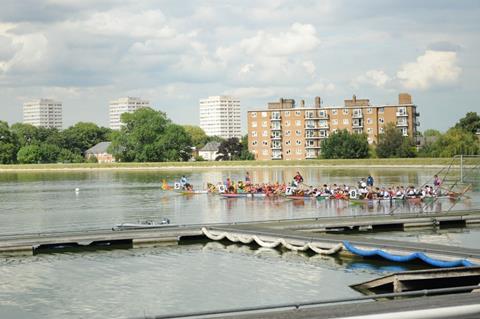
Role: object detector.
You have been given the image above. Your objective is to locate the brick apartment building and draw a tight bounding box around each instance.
[247,93,419,160]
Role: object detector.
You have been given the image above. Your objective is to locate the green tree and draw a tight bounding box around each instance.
[17,145,42,164]
[155,124,193,161]
[0,121,19,164]
[376,124,416,158]
[109,107,196,162]
[423,129,442,138]
[216,137,243,160]
[239,134,254,160]
[454,112,480,134]
[206,135,225,144]
[62,122,111,154]
[427,128,479,157]
[10,123,39,147]
[320,129,369,159]
[183,125,208,148]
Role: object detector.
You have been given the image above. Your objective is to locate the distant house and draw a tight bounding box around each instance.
[85,142,115,163]
[198,141,221,161]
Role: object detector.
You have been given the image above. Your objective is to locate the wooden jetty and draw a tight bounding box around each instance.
[1,209,480,262]
[351,266,480,294]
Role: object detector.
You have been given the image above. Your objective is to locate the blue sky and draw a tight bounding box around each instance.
[0,0,479,132]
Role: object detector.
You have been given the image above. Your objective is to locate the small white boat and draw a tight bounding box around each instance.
[112,218,173,231]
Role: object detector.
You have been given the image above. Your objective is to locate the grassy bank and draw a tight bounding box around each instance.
[0,158,460,171]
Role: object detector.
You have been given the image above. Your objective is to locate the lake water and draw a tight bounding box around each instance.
[0,167,478,235]
[0,167,478,319]
[0,242,399,319]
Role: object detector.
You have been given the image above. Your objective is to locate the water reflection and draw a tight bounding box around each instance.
[0,243,379,319]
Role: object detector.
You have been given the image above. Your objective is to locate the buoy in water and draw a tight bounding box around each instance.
[75,188,80,192]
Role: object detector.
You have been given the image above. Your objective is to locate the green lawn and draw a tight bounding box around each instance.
[0,158,461,170]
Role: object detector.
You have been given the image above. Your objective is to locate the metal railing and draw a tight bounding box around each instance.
[138,285,480,319]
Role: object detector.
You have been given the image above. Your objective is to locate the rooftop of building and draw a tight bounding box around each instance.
[248,93,415,112]
[199,141,221,152]
[24,98,62,105]
[85,142,112,155]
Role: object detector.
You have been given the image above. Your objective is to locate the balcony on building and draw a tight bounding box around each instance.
[415,111,420,117]
[271,123,281,130]
[271,138,282,149]
[271,133,282,140]
[305,151,319,159]
[352,119,363,128]
[396,111,408,117]
[272,150,282,160]
[352,109,363,119]
[396,120,408,127]
[271,112,281,121]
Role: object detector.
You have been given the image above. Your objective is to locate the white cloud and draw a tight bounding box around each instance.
[239,63,254,75]
[353,69,391,88]
[224,87,276,99]
[240,23,320,57]
[302,61,316,75]
[306,81,335,93]
[81,9,172,38]
[0,32,48,73]
[216,24,322,85]
[397,50,461,90]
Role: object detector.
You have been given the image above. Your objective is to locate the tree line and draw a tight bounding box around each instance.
[0,107,253,164]
[319,112,480,159]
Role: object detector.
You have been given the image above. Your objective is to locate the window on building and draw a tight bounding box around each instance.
[251,131,257,137]
[285,130,291,136]
[367,108,373,114]
[252,121,257,128]
[262,121,267,128]
[262,140,268,145]
[285,120,291,127]
[284,111,290,117]
[379,127,384,134]
[319,130,327,137]
[285,140,291,146]
[261,112,267,117]
[296,140,302,145]
[295,130,302,136]
[343,119,349,125]
[367,118,372,125]
[262,130,268,137]
[295,120,301,126]
[378,107,384,113]
[379,118,384,124]
[251,112,257,118]
[332,119,338,125]
[332,109,338,115]
[296,149,302,155]
[367,128,372,134]
[286,150,291,155]
[295,111,301,116]
[343,108,349,115]
[262,149,268,155]
[252,141,258,146]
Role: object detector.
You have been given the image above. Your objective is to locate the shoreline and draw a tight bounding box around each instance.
[0,158,471,172]
[0,164,461,172]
